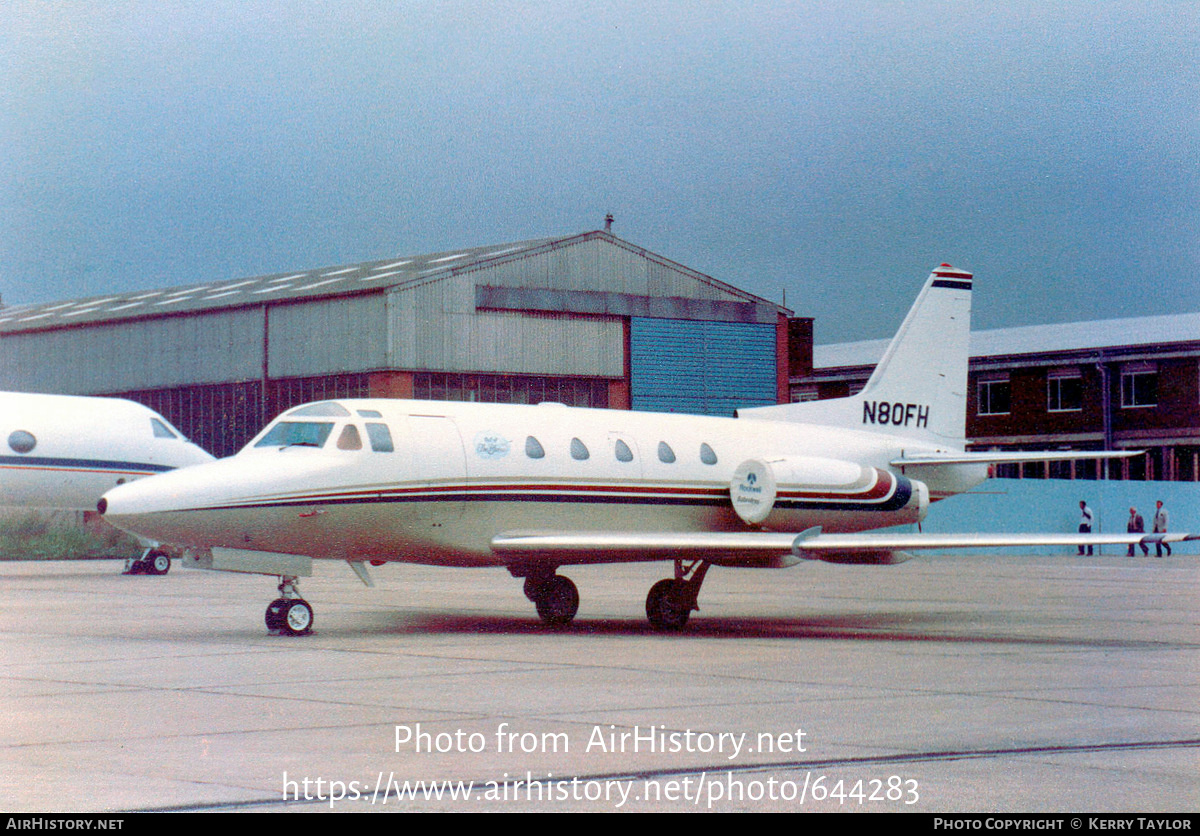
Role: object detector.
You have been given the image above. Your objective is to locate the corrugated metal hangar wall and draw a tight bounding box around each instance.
[0,232,794,456]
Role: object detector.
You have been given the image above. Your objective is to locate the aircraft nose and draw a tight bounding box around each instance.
[99,465,212,544]
[100,475,156,516]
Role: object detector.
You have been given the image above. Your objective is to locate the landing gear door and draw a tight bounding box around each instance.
[405,414,466,522]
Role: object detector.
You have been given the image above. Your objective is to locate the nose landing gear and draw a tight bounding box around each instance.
[265,575,313,636]
[122,547,171,575]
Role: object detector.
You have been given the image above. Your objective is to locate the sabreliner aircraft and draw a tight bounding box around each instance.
[98,265,1189,633]
[1,392,214,573]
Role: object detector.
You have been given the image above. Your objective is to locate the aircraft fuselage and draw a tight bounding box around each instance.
[1,391,213,510]
[100,398,973,566]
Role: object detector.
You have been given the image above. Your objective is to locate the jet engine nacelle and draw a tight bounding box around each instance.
[729,455,928,528]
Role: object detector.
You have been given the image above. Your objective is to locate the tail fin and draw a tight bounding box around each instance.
[738,264,973,447]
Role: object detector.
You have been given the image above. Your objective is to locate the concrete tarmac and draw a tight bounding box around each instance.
[1,554,1197,812]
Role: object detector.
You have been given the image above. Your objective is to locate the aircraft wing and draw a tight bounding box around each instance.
[892,450,1141,467]
[491,528,1196,567]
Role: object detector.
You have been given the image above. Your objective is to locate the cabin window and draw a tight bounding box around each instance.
[289,401,351,417]
[699,443,718,465]
[614,439,634,462]
[365,423,394,452]
[151,418,177,439]
[254,421,334,448]
[8,430,36,454]
[570,438,590,460]
[657,442,676,464]
[336,425,363,450]
[525,436,545,459]
[357,409,383,418]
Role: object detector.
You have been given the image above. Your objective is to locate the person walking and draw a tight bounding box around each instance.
[1078,500,1094,556]
[1127,507,1148,556]
[1153,500,1172,557]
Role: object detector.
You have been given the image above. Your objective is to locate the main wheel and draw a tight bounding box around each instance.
[523,575,545,602]
[646,579,691,630]
[281,600,314,636]
[534,575,579,626]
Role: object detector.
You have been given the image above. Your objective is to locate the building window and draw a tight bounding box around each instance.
[977,376,1011,416]
[1047,370,1082,412]
[1048,458,1073,479]
[790,385,819,403]
[1121,363,1157,408]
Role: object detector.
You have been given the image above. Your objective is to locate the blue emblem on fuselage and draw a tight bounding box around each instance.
[473,432,511,460]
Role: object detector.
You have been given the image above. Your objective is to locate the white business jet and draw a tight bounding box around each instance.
[99,266,1180,633]
[1,392,214,573]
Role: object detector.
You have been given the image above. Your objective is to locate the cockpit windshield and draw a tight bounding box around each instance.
[254,421,335,448]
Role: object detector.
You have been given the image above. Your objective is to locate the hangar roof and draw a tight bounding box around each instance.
[0,236,556,334]
[0,231,783,335]
[814,312,1200,370]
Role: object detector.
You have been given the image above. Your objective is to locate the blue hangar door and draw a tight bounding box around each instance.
[629,317,778,416]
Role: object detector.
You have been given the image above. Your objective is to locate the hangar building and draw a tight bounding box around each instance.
[792,313,1200,482]
[0,230,798,457]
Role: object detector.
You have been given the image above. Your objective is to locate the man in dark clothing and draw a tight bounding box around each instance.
[1127,507,1148,556]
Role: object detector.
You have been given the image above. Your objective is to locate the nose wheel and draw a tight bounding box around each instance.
[123,548,171,575]
[265,576,313,635]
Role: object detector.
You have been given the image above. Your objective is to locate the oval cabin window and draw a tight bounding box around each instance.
[570,438,590,460]
[614,439,634,462]
[8,430,36,454]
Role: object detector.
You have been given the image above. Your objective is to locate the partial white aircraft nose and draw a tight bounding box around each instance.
[98,450,348,548]
[98,470,178,541]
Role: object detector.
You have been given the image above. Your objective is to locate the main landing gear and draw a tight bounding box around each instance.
[645,559,711,631]
[521,571,580,626]
[265,575,313,636]
[513,559,712,630]
[123,547,171,575]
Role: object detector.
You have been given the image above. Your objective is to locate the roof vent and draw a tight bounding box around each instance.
[604,213,614,232]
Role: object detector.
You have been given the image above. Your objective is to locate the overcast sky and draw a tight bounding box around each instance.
[2,1,1196,342]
